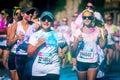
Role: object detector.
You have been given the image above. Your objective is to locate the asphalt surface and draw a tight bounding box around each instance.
[1,61,120,80]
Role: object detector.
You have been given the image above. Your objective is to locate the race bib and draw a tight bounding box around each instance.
[17,41,28,52]
[79,50,94,59]
[37,52,52,64]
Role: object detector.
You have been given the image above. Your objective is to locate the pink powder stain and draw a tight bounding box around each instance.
[38,52,43,56]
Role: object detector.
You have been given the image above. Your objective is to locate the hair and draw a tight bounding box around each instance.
[13,7,21,16]
[1,9,13,26]
[82,9,94,16]
[33,7,40,19]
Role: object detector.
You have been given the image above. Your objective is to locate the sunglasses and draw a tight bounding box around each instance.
[0,12,5,15]
[41,16,52,22]
[73,16,78,18]
[107,19,112,22]
[86,6,93,9]
[62,19,67,22]
[14,13,20,16]
[26,9,35,15]
[82,16,93,20]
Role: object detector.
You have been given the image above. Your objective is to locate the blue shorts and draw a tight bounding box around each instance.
[76,61,98,72]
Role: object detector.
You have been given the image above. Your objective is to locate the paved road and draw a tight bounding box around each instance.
[1,62,120,80]
[60,64,78,80]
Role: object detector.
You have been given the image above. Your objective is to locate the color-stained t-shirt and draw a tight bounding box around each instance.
[28,30,67,76]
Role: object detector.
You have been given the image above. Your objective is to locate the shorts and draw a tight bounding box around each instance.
[0,46,9,50]
[106,44,115,49]
[8,53,16,70]
[76,61,98,72]
[31,74,60,80]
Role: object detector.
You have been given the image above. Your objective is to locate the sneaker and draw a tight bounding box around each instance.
[0,75,5,80]
[71,66,77,71]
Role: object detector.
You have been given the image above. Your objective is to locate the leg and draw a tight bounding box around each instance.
[77,72,87,80]
[88,68,98,80]
[107,48,114,65]
[2,49,9,69]
[9,70,18,80]
[71,58,77,71]
[8,53,18,80]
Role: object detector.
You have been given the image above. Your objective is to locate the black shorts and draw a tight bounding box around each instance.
[31,74,60,80]
[0,46,9,50]
[76,61,98,72]
[8,53,16,70]
[106,44,115,49]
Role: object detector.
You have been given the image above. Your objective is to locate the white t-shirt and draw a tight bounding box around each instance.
[28,30,67,76]
[74,28,101,63]
[104,24,117,45]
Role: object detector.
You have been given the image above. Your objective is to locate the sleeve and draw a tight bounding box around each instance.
[28,33,38,46]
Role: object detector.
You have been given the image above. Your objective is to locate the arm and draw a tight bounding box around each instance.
[7,22,24,46]
[99,28,108,49]
[27,37,45,57]
[34,23,41,31]
[72,36,79,54]
[7,22,17,46]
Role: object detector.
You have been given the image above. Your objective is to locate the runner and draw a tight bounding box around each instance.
[28,11,68,80]
[72,9,107,80]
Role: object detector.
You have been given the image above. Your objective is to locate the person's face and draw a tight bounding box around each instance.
[22,11,33,21]
[72,13,78,21]
[86,2,94,10]
[62,18,68,25]
[106,17,113,25]
[14,9,22,21]
[0,10,8,18]
[41,16,53,31]
[82,11,93,26]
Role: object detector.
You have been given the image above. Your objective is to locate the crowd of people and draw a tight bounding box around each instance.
[0,1,120,80]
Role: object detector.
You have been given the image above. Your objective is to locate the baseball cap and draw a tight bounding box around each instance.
[21,6,35,14]
[40,11,54,21]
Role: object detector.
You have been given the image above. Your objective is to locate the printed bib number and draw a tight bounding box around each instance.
[38,56,52,64]
[79,51,94,59]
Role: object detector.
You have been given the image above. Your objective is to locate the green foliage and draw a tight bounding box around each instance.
[78,0,88,13]
[52,0,66,16]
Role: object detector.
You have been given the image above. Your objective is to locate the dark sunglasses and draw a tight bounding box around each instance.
[73,16,78,18]
[41,16,52,22]
[82,16,93,20]
[14,13,20,16]
[26,9,35,15]
[0,13,5,15]
[62,19,67,22]
[86,6,93,9]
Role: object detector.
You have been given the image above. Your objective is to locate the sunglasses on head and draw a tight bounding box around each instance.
[41,16,52,22]
[82,16,93,20]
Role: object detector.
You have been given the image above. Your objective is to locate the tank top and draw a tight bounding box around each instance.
[16,21,35,55]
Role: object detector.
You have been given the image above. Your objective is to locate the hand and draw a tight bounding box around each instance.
[17,33,24,40]
[78,35,83,41]
[36,37,45,48]
[58,48,65,59]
